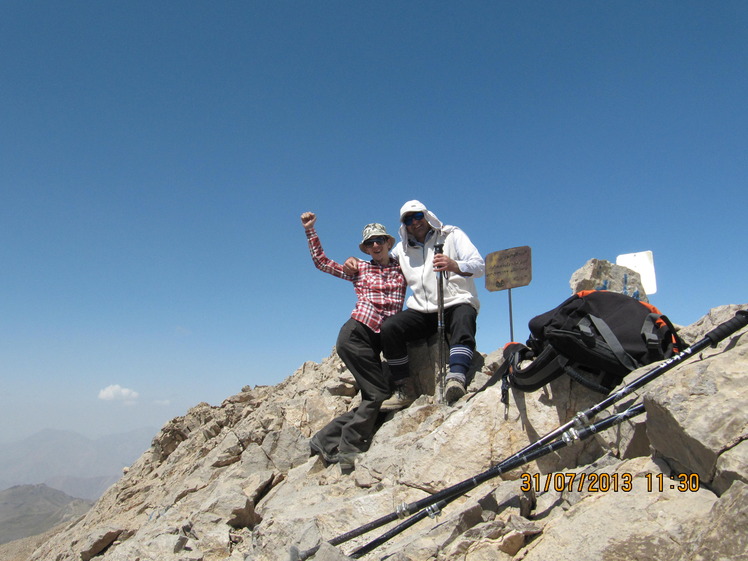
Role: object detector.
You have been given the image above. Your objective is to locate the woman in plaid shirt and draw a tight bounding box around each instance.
[301,211,406,472]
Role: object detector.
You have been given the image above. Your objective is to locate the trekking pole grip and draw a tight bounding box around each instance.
[705,310,748,346]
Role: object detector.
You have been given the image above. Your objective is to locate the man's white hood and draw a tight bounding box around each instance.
[398,199,451,244]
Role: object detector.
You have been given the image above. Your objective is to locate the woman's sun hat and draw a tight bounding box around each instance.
[359,223,394,253]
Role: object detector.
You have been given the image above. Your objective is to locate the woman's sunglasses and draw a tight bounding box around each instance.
[363,236,389,247]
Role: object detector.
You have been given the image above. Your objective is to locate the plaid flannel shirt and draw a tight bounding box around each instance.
[306,228,406,333]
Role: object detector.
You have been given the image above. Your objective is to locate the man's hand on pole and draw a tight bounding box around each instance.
[433,253,463,275]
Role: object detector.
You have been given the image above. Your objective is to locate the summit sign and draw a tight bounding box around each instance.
[485,246,532,292]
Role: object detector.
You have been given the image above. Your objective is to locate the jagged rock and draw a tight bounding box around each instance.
[77,526,123,561]
[713,440,748,497]
[683,480,748,560]
[643,305,748,495]
[26,303,748,561]
[312,542,353,560]
[569,258,648,301]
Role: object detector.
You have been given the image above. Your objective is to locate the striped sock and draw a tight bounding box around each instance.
[448,345,473,382]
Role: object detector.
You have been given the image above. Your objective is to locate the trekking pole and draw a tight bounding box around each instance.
[349,402,646,558]
[434,242,447,404]
[290,310,747,561]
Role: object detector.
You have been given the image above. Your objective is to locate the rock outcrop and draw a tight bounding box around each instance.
[27,303,747,561]
[570,258,648,301]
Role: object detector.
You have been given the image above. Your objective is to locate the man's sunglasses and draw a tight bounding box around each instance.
[402,212,425,226]
[363,236,389,247]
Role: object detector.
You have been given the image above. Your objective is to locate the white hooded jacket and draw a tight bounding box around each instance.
[393,200,485,314]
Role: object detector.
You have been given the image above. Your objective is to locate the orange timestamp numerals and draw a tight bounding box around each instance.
[519,472,701,493]
[644,472,701,492]
[520,472,633,493]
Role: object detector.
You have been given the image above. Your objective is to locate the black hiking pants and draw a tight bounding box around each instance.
[313,318,389,455]
[380,303,478,380]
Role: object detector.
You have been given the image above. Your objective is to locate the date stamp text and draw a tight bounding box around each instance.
[520,472,700,493]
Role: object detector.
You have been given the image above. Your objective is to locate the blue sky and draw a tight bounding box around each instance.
[1,1,746,442]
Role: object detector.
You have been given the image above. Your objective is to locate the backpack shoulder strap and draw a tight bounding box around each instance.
[508,344,566,392]
[641,312,687,361]
[562,361,617,394]
[580,315,639,371]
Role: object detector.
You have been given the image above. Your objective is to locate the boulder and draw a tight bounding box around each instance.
[569,258,648,301]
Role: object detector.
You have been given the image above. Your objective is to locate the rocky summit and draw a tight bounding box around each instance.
[25,303,747,561]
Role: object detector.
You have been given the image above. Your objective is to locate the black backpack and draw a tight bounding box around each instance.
[500,290,686,400]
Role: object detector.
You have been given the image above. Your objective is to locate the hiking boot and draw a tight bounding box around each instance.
[444,377,466,405]
[309,435,339,464]
[381,379,417,411]
[338,450,359,473]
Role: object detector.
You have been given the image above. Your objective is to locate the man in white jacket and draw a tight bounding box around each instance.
[377,200,485,404]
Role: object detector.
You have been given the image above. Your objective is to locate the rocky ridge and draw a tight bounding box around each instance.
[26,302,748,561]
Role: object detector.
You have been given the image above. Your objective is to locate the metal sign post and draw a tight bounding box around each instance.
[485,246,532,342]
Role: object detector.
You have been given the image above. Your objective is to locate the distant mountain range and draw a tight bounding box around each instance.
[0,484,92,545]
[0,427,156,500]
